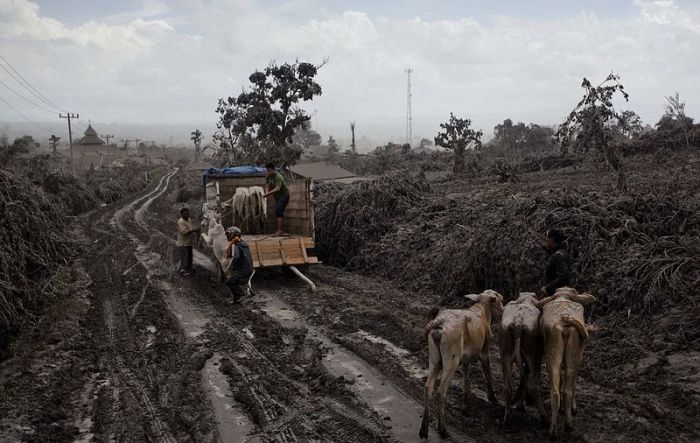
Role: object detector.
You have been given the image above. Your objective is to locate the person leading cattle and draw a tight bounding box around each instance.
[263,162,290,236]
[539,228,573,297]
[224,226,254,303]
[176,206,200,276]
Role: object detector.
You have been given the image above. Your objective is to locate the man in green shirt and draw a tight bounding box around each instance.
[263,162,290,236]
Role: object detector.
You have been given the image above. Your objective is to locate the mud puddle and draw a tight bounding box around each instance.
[256,291,462,442]
[152,278,257,441]
[350,330,492,403]
[203,353,257,442]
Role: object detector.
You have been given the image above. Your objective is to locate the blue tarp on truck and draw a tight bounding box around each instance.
[201,166,266,187]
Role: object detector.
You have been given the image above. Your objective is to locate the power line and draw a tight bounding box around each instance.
[0,62,62,113]
[0,78,57,114]
[0,92,53,133]
[0,53,67,113]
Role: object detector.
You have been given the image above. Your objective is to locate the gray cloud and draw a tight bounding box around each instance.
[1,0,699,148]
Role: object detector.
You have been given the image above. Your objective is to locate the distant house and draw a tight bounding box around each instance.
[76,124,105,146]
[75,152,124,170]
[288,161,361,184]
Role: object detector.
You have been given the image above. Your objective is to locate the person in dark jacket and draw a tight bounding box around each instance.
[224,226,254,303]
[539,228,573,297]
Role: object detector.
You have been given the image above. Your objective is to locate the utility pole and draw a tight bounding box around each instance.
[405,68,413,146]
[142,140,155,168]
[134,137,142,162]
[313,109,318,130]
[120,138,133,150]
[101,133,114,148]
[59,113,79,176]
[350,121,356,154]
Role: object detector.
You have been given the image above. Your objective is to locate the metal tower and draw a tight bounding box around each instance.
[405,68,413,145]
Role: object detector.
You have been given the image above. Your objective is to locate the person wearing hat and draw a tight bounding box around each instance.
[176,206,200,276]
[539,228,573,297]
[224,226,254,303]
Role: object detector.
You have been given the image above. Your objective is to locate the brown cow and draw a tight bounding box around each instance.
[538,287,596,438]
[419,290,504,439]
[499,292,547,424]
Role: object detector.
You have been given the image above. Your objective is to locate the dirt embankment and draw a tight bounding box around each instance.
[305,150,700,441]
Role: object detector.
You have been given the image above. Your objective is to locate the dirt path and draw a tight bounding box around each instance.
[0,168,431,442]
[4,167,693,442]
[119,169,452,441]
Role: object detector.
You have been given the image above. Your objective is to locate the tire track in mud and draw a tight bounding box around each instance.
[154,279,308,442]
[125,170,397,441]
[255,293,468,443]
[99,251,176,441]
[131,170,466,441]
[89,170,182,442]
[116,169,309,441]
[108,169,264,442]
[127,168,483,442]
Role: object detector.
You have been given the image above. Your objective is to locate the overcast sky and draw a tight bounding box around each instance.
[1,0,699,147]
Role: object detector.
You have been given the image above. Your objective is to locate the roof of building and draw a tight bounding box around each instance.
[289,161,357,181]
[77,124,105,145]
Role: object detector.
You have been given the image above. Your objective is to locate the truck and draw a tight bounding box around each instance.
[200,167,320,290]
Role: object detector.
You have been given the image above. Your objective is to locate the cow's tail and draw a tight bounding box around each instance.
[512,323,523,370]
[430,328,442,348]
[560,315,589,341]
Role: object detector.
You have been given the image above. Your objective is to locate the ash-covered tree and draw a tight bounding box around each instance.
[0,136,33,167]
[326,135,339,161]
[213,60,325,167]
[190,129,202,161]
[614,110,644,140]
[418,138,433,150]
[662,92,691,149]
[350,121,357,154]
[49,135,61,154]
[493,119,528,157]
[525,124,556,153]
[434,113,483,174]
[555,72,630,191]
[292,121,322,153]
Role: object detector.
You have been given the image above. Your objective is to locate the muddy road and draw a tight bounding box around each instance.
[1,167,695,442]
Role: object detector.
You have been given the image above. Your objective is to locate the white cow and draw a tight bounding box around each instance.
[247,186,267,234]
[229,187,250,232]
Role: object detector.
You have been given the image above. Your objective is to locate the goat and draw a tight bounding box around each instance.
[200,210,231,272]
[419,290,504,439]
[538,287,596,438]
[499,292,547,424]
[247,186,267,234]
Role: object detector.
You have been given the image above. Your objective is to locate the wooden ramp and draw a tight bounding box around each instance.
[246,235,320,269]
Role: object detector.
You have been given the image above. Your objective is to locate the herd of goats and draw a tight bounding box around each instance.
[419,287,596,440]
